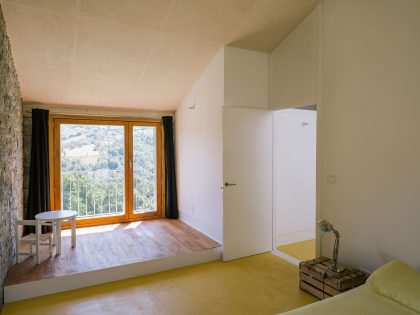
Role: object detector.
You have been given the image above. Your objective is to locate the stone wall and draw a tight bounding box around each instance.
[0,3,23,306]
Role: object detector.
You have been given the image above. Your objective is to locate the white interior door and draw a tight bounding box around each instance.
[223,107,273,261]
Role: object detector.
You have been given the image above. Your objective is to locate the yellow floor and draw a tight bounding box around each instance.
[277,240,316,262]
[3,253,317,315]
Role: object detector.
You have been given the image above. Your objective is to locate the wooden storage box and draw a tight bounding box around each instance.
[299,257,369,300]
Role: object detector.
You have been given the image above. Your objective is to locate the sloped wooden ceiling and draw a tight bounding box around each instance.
[1,0,320,110]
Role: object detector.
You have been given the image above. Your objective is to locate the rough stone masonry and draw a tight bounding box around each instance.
[0,3,23,306]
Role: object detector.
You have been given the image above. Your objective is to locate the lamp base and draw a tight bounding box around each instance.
[329,263,345,273]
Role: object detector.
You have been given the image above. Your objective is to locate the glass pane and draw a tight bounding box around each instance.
[133,126,157,213]
[60,124,125,218]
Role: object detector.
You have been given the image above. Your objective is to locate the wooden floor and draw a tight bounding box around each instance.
[6,219,220,286]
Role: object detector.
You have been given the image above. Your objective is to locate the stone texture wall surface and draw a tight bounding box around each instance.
[0,3,23,306]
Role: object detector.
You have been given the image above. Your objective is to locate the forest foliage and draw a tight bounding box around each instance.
[61,124,156,217]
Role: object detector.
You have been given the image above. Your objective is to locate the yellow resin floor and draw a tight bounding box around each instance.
[3,253,317,315]
[277,240,316,262]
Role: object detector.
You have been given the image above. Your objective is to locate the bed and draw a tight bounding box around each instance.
[281,260,420,314]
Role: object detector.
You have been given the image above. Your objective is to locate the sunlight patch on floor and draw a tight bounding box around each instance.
[61,223,120,236]
[123,221,143,229]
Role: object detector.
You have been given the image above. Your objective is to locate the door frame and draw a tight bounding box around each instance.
[127,121,164,220]
[222,107,273,261]
[49,114,165,227]
[271,106,318,262]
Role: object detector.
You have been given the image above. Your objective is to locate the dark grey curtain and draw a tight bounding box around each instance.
[162,116,178,219]
[25,109,50,234]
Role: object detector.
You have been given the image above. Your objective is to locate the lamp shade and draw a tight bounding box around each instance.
[318,220,334,233]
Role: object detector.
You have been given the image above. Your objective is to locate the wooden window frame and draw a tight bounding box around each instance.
[49,114,165,227]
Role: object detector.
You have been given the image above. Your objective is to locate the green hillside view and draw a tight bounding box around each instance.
[60,124,156,217]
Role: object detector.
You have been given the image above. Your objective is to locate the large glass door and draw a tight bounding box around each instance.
[128,122,163,219]
[51,117,163,226]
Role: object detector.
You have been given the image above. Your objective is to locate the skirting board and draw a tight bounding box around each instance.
[5,247,222,303]
[271,250,300,266]
[179,210,222,244]
[275,229,315,246]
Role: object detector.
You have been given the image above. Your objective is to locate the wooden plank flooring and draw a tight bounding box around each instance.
[6,219,220,286]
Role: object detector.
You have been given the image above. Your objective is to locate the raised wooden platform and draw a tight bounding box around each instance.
[5,219,221,302]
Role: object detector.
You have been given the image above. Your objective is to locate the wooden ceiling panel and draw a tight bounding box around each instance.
[1,0,321,110]
[228,0,320,52]
[162,0,257,43]
[78,0,173,31]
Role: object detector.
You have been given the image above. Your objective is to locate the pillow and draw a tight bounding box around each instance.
[367,260,420,313]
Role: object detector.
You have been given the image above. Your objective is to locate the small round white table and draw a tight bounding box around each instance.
[35,210,77,255]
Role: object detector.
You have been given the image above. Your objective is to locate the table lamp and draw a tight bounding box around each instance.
[318,220,345,273]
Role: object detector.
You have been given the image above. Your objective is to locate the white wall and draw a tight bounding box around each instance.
[269,0,420,272]
[175,49,224,243]
[319,0,420,271]
[175,46,270,244]
[224,46,269,109]
[273,109,316,246]
[177,0,420,272]
[269,6,320,110]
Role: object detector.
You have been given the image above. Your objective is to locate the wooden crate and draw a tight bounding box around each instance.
[299,257,369,300]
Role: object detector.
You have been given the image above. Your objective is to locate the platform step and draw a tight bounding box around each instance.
[5,247,222,303]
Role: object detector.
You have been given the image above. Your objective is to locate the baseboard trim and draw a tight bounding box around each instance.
[271,249,300,266]
[275,229,315,246]
[4,247,222,303]
[179,210,222,243]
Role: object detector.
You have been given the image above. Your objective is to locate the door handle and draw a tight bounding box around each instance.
[224,182,237,187]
